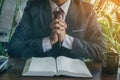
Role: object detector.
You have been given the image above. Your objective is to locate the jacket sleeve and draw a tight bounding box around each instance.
[71,9,106,61]
[8,3,46,58]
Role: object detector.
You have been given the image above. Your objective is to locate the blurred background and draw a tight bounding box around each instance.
[0,0,120,56]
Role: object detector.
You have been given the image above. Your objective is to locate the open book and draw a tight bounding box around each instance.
[22,56,92,77]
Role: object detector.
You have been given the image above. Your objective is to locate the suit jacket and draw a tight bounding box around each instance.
[8,0,106,60]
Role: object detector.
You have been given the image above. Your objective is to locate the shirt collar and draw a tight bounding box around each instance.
[49,0,71,16]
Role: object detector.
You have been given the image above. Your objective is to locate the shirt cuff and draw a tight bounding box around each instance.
[42,37,52,52]
[62,34,74,50]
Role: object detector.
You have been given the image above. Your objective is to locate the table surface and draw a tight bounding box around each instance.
[0,58,120,80]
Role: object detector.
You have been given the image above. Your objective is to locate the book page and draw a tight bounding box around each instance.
[57,56,92,77]
[22,57,57,76]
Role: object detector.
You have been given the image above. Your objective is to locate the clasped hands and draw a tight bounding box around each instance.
[50,19,67,45]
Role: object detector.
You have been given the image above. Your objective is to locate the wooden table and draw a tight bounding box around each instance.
[0,58,120,80]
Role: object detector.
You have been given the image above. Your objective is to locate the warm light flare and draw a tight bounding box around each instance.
[87,0,120,53]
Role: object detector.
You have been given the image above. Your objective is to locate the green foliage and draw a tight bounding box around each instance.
[0,0,4,15]
[98,17,120,53]
[95,0,120,53]
[0,43,5,56]
[0,0,5,56]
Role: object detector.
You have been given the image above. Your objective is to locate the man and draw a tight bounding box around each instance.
[8,0,106,60]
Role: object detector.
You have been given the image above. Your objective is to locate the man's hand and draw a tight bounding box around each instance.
[54,19,67,42]
[50,19,67,44]
[50,19,59,45]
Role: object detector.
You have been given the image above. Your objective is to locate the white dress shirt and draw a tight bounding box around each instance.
[42,0,74,52]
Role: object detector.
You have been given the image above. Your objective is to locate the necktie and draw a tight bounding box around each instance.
[53,7,64,20]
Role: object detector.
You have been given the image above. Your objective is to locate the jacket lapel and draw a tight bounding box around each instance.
[42,1,53,29]
[65,0,86,39]
[37,1,52,37]
[66,0,80,36]
[66,0,76,29]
